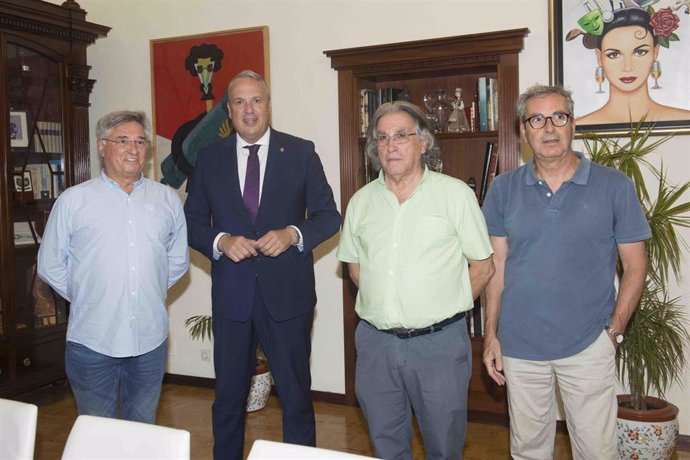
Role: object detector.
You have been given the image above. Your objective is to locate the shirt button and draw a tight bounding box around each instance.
[538,181,543,185]
[546,192,552,197]
[131,291,135,296]
[389,270,394,275]
[131,267,135,271]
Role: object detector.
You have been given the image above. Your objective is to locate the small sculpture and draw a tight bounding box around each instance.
[448,87,470,133]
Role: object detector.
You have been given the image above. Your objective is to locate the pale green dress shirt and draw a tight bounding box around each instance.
[337,167,492,330]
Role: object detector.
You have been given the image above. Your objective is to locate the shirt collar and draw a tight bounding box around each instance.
[376,164,431,185]
[525,151,590,186]
[237,128,271,151]
[100,169,144,190]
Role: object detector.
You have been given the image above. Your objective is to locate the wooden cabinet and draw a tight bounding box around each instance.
[0,0,108,397]
[325,29,528,419]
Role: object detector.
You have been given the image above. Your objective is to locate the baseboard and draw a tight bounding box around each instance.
[163,373,347,405]
[164,373,215,388]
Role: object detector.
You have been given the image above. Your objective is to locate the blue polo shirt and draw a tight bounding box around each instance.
[481,152,651,360]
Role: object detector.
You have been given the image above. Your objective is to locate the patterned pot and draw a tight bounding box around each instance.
[617,395,679,460]
[246,363,272,412]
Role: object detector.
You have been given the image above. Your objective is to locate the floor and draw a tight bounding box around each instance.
[19,382,690,459]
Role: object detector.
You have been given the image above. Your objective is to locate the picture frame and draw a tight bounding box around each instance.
[12,170,34,203]
[9,111,29,147]
[549,0,690,135]
[150,26,269,186]
[13,171,33,192]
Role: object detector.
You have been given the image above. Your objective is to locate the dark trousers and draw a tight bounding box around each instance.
[212,289,316,460]
[355,319,471,460]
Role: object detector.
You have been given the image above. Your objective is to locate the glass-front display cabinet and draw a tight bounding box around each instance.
[0,0,108,396]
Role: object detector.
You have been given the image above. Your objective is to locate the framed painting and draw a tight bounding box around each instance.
[150,26,269,187]
[549,0,690,134]
[10,111,29,147]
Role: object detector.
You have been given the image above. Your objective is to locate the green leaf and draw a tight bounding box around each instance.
[184,315,213,342]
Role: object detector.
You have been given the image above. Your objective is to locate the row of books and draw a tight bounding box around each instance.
[13,160,65,201]
[360,87,405,137]
[32,121,63,153]
[476,77,499,132]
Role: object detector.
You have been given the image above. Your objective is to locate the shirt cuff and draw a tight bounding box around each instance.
[213,232,229,260]
[288,225,304,252]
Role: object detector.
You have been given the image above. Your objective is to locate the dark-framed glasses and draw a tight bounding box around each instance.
[376,132,417,146]
[101,138,150,148]
[524,113,571,129]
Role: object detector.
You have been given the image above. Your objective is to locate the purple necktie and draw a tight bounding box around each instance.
[243,144,260,223]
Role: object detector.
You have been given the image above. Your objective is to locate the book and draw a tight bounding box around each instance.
[479,141,498,201]
[487,79,494,131]
[49,159,65,197]
[477,78,488,132]
[490,77,499,131]
[484,144,499,200]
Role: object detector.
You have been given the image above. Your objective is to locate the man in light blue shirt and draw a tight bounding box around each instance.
[37,111,189,423]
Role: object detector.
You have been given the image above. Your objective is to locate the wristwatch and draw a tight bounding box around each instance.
[605,325,624,344]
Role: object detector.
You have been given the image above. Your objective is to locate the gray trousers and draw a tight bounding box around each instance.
[355,319,471,460]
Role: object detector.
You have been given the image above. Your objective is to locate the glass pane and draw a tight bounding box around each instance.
[7,41,66,333]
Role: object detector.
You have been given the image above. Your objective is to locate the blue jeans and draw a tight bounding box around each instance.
[65,340,167,423]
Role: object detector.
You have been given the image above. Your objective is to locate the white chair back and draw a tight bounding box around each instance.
[0,398,38,460]
[61,414,190,460]
[247,439,378,459]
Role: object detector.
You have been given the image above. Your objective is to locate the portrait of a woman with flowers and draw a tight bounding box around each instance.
[557,0,690,128]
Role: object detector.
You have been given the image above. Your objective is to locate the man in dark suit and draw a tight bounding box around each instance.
[184,70,340,460]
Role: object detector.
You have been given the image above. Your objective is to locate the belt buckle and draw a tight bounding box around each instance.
[390,327,411,338]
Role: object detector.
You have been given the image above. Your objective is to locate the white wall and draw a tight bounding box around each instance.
[52,0,690,434]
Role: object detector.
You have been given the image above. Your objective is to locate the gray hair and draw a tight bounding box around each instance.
[517,85,575,122]
[96,111,150,141]
[227,70,271,101]
[365,100,441,172]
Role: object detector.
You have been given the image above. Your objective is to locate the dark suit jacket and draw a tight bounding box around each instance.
[184,129,340,322]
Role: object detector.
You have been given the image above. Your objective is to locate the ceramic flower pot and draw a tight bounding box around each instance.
[617,395,679,460]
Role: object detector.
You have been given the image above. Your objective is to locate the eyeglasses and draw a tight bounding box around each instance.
[524,113,572,129]
[376,132,417,146]
[101,138,150,148]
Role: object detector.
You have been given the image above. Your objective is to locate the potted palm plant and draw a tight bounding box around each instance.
[582,119,690,459]
[185,314,272,412]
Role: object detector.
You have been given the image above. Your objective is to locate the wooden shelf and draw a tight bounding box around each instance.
[0,0,108,398]
[325,28,528,416]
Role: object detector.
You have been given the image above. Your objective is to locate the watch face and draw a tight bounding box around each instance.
[616,334,624,344]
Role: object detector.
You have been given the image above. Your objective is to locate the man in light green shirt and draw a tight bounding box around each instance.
[337,101,494,460]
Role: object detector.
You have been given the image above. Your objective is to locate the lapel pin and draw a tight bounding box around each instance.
[280,147,285,153]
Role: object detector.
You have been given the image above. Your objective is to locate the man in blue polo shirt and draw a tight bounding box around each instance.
[481,85,650,459]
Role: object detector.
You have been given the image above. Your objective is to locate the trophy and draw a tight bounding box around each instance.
[423,89,453,133]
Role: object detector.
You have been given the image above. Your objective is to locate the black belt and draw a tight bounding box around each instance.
[367,312,466,339]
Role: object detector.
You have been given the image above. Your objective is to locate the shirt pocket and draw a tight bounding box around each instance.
[145,204,174,249]
[414,215,455,247]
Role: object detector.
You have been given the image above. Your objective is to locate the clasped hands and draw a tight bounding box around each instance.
[219,228,297,262]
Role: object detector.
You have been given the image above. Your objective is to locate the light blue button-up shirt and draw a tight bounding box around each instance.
[37,171,189,357]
